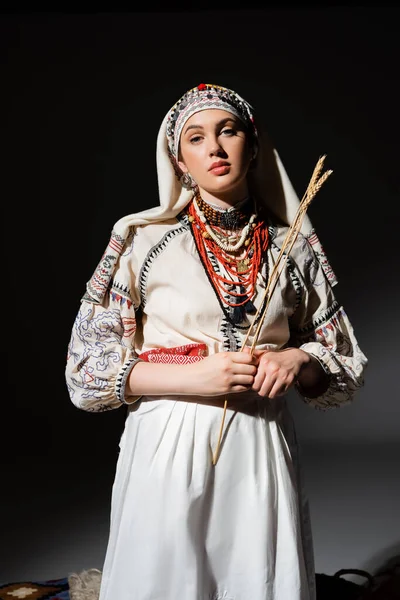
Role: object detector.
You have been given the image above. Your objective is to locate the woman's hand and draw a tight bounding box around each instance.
[189,351,260,397]
[243,347,311,399]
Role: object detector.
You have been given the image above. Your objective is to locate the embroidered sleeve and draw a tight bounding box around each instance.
[65,229,143,412]
[289,233,368,410]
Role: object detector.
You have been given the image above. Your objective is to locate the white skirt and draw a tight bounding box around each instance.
[98,395,316,600]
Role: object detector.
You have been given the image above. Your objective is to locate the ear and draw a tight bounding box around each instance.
[177,159,188,174]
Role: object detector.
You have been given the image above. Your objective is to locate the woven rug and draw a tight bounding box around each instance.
[0,577,69,600]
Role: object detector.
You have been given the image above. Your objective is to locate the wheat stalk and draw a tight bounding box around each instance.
[212,155,333,465]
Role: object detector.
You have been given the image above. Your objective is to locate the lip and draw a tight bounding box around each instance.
[209,161,231,175]
[208,160,230,171]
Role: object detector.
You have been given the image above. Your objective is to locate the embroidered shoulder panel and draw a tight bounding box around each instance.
[83,229,129,305]
[305,228,338,287]
[137,224,188,307]
[271,239,303,317]
[293,299,341,338]
[109,280,134,309]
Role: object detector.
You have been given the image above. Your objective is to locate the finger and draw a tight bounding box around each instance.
[252,370,275,397]
[232,352,259,365]
[268,381,289,398]
[252,348,269,357]
[252,364,275,392]
[232,374,255,387]
[259,378,275,397]
[257,365,284,396]
[242,347,269,361]
[252,371,262,392]
[230,384,253,394]
[234,363,258,376]
[268,371,296,398]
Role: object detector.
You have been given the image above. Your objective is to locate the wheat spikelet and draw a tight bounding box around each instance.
[309,154,327,187]
[250,166,332,350]
[308,170,333,197]
[254,159,332,331]
[211,156,333,466]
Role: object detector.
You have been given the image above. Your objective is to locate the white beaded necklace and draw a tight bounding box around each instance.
[192,196,257,252]
[204,196,250,213]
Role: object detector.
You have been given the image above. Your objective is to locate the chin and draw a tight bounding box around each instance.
[204,175,244,195]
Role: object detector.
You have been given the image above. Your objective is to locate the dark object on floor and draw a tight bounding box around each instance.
[364,572,400,598]
[363,558,400,599]
[316,568,374,599]
[0,577,69,600]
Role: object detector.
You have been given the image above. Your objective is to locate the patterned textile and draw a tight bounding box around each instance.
[139,343,207,364]
[66,217,367,414]
[166,83,257,159]
[0,578,69,600]
[306,228,337,287]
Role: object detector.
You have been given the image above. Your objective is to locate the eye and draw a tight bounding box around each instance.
[189,135,203,144]
[220,128,236,136]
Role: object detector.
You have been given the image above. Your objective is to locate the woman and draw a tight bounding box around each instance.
[66,83,367,600]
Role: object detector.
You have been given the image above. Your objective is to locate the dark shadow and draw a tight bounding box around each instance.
[315,548,400,599]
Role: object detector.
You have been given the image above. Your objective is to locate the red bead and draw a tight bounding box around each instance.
[197,83,207,91]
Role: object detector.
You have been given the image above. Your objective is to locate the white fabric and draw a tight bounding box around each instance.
[100,399,312,600]
[94,222,325,600]
[110,110,337,290]
[115,114,313,241]
[65,216,368,599]
[65,91,364,599]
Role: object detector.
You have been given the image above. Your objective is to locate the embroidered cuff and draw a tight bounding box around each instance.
[303,351,332,377]
[295,342,351,409]
[298,342,340,377]
[115,356,143,405]
[294,350,331,402]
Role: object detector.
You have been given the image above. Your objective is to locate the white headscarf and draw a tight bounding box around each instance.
[85,84,337,304]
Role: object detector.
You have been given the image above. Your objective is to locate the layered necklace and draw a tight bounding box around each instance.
[186,192,269,325]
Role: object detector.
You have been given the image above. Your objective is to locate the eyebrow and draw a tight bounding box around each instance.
[183,117,237,135]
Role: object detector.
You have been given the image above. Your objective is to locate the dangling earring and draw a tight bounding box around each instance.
[180,172,196,190]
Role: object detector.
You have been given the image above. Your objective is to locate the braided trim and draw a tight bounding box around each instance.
[115,356,143,405]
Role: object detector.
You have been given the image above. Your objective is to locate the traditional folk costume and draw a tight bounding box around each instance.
[65,84,367,600]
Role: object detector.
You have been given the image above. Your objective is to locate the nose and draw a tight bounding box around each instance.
[209,142,227,158]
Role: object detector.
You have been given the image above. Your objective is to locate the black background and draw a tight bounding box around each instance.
[2,5,400,582]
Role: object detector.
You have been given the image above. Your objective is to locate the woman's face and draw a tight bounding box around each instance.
[177,109,253,200]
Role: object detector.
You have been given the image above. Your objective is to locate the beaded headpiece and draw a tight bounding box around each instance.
[166,83,258,160]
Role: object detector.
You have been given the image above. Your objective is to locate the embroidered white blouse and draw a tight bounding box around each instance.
[65,213,367,600]
[66,213,366,413]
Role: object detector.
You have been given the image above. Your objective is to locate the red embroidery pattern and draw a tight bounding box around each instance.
[306,229,338,286]
[139,343,207,364]
[84,230,127,304]
[90,251,112,295]
[110,291,132,309]
[122,317,136,337]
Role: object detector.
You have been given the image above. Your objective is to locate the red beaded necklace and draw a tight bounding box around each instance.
[186,196,269,325]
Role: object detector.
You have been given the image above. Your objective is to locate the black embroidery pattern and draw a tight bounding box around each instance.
[110,280,135,308]
[84,403,117,413]
[293,300,340,338]
[115,355,142,404]
[270,239,303,317]
[138,225,188,307]
[220,315,241,352]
